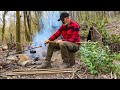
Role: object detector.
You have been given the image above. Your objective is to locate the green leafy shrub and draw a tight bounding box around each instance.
[112,53,120,77]
[79,43,114,75]
[116,53,120,60]
[110,35,120,43]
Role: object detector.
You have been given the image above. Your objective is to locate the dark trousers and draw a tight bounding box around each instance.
[45,41,79,65]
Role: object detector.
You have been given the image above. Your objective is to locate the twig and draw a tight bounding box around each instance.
[0,75,8,79]
[75,66,83,73]
[70,67,82,79]
[82,68,87,75]
[114,73,117,79]
[71,69,76,79]
[75,73,81,79]
[71,72,75,79]
[3,46,42,58]
[97,73,101,79]
[110,71,113,79]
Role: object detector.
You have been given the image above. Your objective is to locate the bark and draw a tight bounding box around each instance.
[2,11,8,42]
[16,11,21,52]
[26,11,32,42]
[23,11,30,41]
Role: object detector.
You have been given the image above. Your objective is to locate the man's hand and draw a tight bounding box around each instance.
[56,40,62,44]
[44,40,50,44]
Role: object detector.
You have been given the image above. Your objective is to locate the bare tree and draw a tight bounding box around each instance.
[2,11,8,42]
[23,11,30,42]
[26,11,32,42]
[16,11,21,52]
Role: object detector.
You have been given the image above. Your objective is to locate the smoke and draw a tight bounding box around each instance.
[25,11,62,59]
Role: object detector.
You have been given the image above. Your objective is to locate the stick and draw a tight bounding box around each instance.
[110,71,113,79]
[71,72,75,79]
[75,73,81,79]
[49,41,100,44]
[71,69,76,79]
[6,70,74,76]
[114,73,117,79]
[12,68,73,72]
[75,42,98,44]
[3,46,42,58]
[0,75,8,78]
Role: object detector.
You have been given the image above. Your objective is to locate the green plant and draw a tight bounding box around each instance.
[107,53,120,77]
[116,53,120,60]
[79,43,114,75]
[94,19,111,45]
[110,35,120,43]
[81,23,88,31]
[80,31,88,37]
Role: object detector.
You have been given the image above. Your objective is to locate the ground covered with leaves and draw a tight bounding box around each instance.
[0,49,114,79]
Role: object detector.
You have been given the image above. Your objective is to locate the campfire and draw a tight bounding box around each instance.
[27,43,47,60]
[0,11,61,68]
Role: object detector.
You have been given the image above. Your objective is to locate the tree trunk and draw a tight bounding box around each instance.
[2,11,8,42]
[23,11,30,42]
[35,11,40,32]
[16,11,21,52]
[26,11,32,42]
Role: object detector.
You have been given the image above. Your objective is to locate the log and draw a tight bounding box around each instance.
[18,60,34,67]
[17,54,30,61]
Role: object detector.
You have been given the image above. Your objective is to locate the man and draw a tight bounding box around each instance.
[39,12,80,68]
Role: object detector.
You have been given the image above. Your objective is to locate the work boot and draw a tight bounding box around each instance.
[37,61,52,69]
[60,62,70,68]
[68,51,76,67]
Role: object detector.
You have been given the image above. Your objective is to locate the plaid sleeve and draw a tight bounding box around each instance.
[67,25,80,42]
[49,26,62,41]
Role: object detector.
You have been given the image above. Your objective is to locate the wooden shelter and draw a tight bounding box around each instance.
[87,25,102,42]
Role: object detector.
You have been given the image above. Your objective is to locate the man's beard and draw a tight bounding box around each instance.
[63,22,68,26]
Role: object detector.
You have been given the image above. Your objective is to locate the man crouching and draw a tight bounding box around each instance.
[39,12,80,69]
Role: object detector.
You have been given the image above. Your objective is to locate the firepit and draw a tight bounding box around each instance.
[25,44,47,61]
[30,50,36,53]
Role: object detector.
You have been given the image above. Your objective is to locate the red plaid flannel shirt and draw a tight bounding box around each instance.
[49,20,80,45]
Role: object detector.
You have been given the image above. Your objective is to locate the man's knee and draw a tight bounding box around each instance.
[48,42,56,47]
[59,42,67,47]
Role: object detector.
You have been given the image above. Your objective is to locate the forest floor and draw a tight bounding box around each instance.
[105,21,120,35]
[0,21,119,79]
[0,50,112,79]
